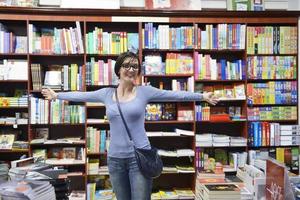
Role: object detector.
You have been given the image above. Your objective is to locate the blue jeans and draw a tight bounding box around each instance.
[107,156,152,200]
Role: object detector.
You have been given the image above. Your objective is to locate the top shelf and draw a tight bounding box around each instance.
[0,7,299,19]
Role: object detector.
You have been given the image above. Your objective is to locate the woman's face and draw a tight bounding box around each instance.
[119,57,139,83]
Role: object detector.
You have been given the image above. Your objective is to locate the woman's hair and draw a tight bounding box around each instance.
[114,51,141,78]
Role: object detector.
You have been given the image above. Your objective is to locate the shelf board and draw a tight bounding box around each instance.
[0,124,27,126]
[0,106,28,109]
[196,146,247,148]
[86,105,105,109]
[195,49,245,53]
[87,152,107,156]
[29,53,84,57]
[87,122,109,125]
[0,149,29,153]
[161,171,195,174]
[30,89,80,93]
[143,48,193,52]
[0,80,28,83]
[218,98,246,102]
[88,173,109,176]
[247,54,297,56]
[46,163,86,166]
[195,79,245,83]
[196,120,246,123]
[31,143,85,147]
[248,119,297,122]
[143,74,194,77]
[0,53,27,56]
[86,54,119,57]
[86,85,116,89]
[145,120,194,124]
[247,78,297,82]
[248,104,297,107]
[30,123,85,126]
[249,145,300,148]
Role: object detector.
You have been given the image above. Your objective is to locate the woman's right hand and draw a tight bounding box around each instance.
[41,87,58,100]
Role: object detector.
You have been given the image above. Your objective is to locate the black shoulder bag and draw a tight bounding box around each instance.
[115,89,163,179]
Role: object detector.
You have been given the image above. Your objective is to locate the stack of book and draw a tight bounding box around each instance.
[198,183,241,200]
[196,134,213,147]
[0,163,9,183]
[0,180,56,199]
[213,135,230,146]
[230,137,247,146]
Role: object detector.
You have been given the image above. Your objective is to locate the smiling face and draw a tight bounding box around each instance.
[119,57,140,83]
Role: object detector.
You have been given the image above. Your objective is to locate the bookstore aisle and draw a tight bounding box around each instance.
[0,6,300,200]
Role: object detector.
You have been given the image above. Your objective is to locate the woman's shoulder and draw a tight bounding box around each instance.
[137,85,154,90]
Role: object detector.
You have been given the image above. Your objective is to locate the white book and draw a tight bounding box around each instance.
[175,128,194,136]
[6,60,28,80]
[202,0,226,9]
[265,0,288,10]
[39,0,61,6]
[75,21,84,54]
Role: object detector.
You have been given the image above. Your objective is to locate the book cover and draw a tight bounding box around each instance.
[35,128,49,139]
[145,0,201,10]
[203,183,240,195]
[63,147,76,159]
[265,159,285,200]
[0,134,15,149]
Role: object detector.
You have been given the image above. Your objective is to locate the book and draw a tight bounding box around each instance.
[34,128,49,139]
[0,134,15,149]
[63,147,76,159]
[145,0,201,10]
[202,183,241,195]
[227,0,252,10]
[69,190,86,200]
[265,159,285,200]
[43,65,62,89]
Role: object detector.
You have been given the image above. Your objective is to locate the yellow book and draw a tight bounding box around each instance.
[124,32,128,52]
[276,148,285,164]
[166,54,170,74]
[151,192,161,200]
[99,28,103,54]
[269,82,275,104]
[159,190,178,199]
[279,26,285,54]
[120,32,124,53]
[71,64,78,91]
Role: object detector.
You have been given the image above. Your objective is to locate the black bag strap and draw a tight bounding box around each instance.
[115,88,133,142]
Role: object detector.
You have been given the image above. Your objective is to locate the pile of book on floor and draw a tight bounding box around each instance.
[8,157,73,200]
[0,163,9,183]
[0,180,56,200]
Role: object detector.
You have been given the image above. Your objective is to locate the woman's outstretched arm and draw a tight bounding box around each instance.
[142,85,218,105]
[41,87,108,103]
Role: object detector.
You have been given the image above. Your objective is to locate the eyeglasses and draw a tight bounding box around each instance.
[121,63,139,71]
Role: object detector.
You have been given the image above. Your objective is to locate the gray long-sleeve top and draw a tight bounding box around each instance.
[57,85,203,158]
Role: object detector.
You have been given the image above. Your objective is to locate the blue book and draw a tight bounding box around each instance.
[127,33,139,52]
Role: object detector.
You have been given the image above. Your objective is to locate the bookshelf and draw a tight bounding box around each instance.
[0,7,298,198]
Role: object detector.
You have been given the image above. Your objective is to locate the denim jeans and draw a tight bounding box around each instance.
[107,156,152,200]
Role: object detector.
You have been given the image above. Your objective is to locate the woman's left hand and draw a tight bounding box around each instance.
[203,92,219,105]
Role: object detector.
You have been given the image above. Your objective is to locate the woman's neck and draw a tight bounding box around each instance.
[118,81,135,96]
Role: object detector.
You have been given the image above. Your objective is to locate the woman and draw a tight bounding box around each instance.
[42,51,218,200]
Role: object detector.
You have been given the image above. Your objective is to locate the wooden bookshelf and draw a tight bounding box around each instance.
[0,7,298,197]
